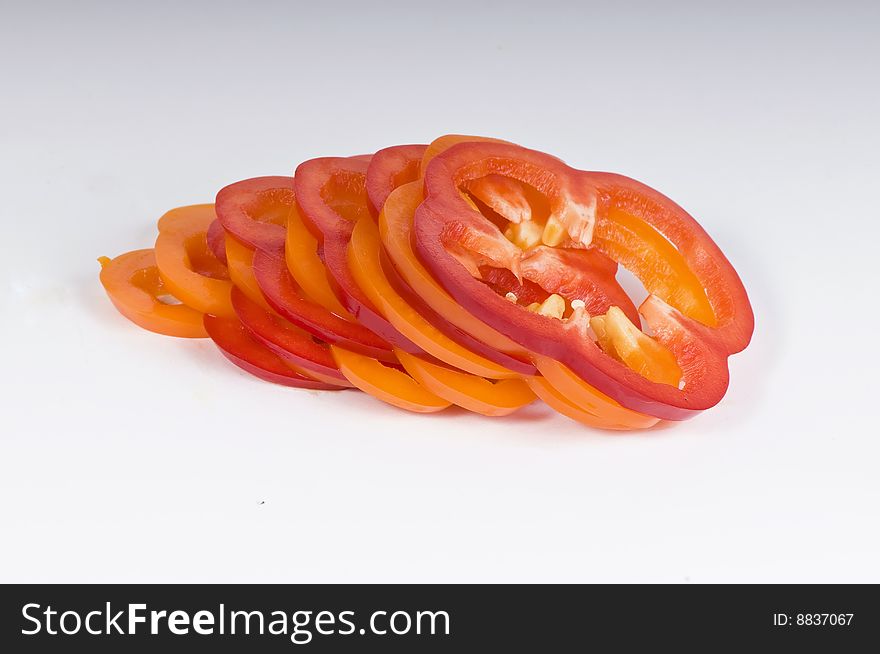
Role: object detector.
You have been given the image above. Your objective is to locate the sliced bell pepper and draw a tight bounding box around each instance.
[252,247,396,362]
[206,218,228,265]
[348,210,523,379]
[231,286,350,385]
[365,144,426,216]
[223,232,275,312]
[98,249,208,338]
[525,375,650,431]
[532,356,660,429]
[394,349,535,417]
[154,204,235,318]
[286,201,354,319]
[413,140,753,419]
[380,181,536,371]
[204,314,343,390]
[330,345,451,413]
[215,176,289,254]
[294,156,421,351]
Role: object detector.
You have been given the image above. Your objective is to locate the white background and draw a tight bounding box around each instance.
[1,1,878,582]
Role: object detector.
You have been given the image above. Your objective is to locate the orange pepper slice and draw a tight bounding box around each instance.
[98,249,208,338]
[286,202,353,319]
[224,233,275,312]
[348,215,521,380]
[380,181,530,360]
[154,204,234,317]
[330,345,450,413]
[525,376,635,431]
[395,349,535,417]
[594,206,716,327]
[420,134,510,174]
[533,356,660,429]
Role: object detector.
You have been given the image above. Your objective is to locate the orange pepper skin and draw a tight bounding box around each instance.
[395,349,535,417]
[285,202,354,319]
[525,376,643,431]
[348,215,522,380]
[99,249,208,338]
[531,357,660,429]
[205,314,344,390]
[380,181,536,372]
[414,141,752,420]
[154,204,235,318]
[330,346,450,413]
[224,233,275,313]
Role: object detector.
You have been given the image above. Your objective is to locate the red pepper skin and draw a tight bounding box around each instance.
[203,314,343,390]
[365,144,426,217]
[379,249,538,376]
[589,172,753,355]
[230,286,349,383]
[206,219,228,265]
[294,157,423,352]
[251,248,396,362]
[215,176,290,255]
[413,141,753,420]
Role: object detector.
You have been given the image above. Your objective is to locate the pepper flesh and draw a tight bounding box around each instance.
[380,181,535,369]
[98,249,208,338]
[330,345,451,413]
[231,286,350,384]
[253,248,396,362]
[395,349,535,417]
[348,214,522,379]
[294,156,421,351]
[215,176,290,253]
[204,314,343,390]
[154,204,235,318]
[413,140,753,419]
[286,201,354,319]
[366,144,426,216]
[224,233,275,312]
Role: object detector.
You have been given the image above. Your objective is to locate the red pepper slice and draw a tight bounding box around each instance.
[231,286,350,384]
[380,181,537,374]
[413,141,753,419]
[365,144,426,216]
[330,345,451,413]
[215,176,290,254]
[252,248,396,362]
[203,314,344,390]
[294,156,421,351]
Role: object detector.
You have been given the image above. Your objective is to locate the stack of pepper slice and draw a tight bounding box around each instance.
[99,135,753,430]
